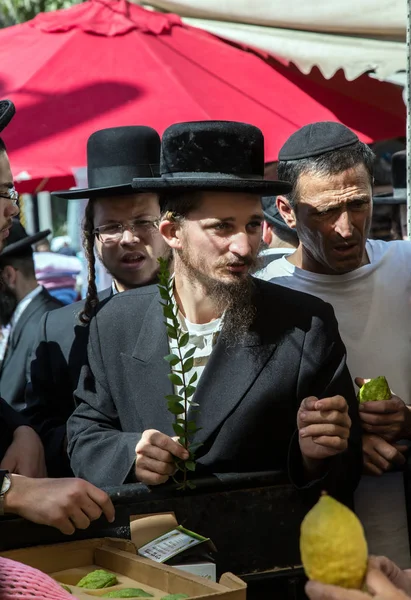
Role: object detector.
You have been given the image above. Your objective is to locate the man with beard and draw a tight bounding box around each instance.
[68,121,362,505]
[259,122,411,567]
[22,126,168,476]
[0,220,63,411]
[0,99,116,535]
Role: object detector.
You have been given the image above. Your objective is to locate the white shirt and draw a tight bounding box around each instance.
[259,239,411,568]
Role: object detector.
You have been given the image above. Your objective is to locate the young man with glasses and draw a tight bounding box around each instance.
[22,126,168,477]
[0,100,116,535]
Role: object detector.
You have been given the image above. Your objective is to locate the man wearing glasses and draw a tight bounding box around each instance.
[0,100,116,534]
[23,126,168,476]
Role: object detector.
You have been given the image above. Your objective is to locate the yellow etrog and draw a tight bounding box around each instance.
[358,376,391,403]
[300,494,368,589]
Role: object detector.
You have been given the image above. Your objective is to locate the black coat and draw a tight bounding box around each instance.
[0,288,63,412]
[22,288,112,476]
[68,279,362,503]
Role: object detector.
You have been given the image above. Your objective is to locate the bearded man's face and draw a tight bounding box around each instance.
[175,192,264,341]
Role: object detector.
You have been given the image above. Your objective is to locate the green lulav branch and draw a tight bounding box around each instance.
[158,257,202,491]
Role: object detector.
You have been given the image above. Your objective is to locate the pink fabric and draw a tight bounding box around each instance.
[0,557,76,600]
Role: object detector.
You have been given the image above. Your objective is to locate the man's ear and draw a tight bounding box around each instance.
[1,265,17,289]
[277,196,297,230]
[262,221,273,246]
[158,217,183,250]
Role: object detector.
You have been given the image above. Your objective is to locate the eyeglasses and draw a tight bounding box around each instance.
[0,187,19,207]
[93,218,159,243]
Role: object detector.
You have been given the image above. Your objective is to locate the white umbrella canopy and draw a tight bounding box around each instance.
[140,0,406,81]
[140,0,406,36]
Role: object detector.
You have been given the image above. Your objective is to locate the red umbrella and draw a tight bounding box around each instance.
[0,0,405,192]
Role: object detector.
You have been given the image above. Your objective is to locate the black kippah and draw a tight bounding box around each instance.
[279,121,359,161]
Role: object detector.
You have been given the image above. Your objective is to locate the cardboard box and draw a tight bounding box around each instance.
[130,514,216,582]
[1,538,245,600]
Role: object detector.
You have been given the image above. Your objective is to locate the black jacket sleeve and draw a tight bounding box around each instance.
[288,302,362,507]
[22,312,71,477]
[67,315,141,487]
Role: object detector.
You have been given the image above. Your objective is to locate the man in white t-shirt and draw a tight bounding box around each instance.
[257,122,411,568]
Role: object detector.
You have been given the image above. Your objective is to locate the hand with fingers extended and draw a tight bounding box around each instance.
[305,560,411,600]
[297,395,351,472]
[3,476,115,535]
[362,434,408,476]
[356,378,411,443]
[135,429,189,485]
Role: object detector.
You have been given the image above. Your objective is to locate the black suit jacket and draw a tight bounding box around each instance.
[22,288,112,476]
[68,279,362,503]
[0,288,62,412]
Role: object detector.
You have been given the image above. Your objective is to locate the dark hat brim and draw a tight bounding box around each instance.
[52,183,138,200]
[373,192,406,205]
[0,100,16,133]
[131,177,292,195]
[1,229,51,257]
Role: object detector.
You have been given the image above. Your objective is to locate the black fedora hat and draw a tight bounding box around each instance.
[0,219,50,258]
[53,126,161,200]
[131,121,292,195]
[373,150,406,205]
[0,100,15,133]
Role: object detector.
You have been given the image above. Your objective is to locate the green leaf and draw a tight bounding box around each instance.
[183,357,194,372]
[184,347,196,359]
[172,423,185,437]
[167,327,178,340]
[179,332,189,347]
[165,394,184,403]
[185,461,196,471]
[186,480,196,490]
[187,421,199,433]
[162,304,174,320]
[179,437,187,447]
[186,385,196,397]
[167,402,185,415]
[164,354,180,366]
[189,372,198,385]
[176,417,186,424]
[168,373,183,386]
[159,287,169,301]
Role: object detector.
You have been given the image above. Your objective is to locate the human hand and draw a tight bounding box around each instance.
[0,426,47,477]
[356,378,411,443]
[305,564,410,599]
[298,396,351,467]
[362,434,408,476]
[135,429,189,485]
[4,476,115,535]
[368,556,411,596]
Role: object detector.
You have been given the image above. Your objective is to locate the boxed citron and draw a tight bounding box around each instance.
[1,538,245,600]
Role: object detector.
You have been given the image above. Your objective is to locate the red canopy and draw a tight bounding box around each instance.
[0,0,405,192]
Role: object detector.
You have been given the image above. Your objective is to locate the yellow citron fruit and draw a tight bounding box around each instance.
[300,493,368,589]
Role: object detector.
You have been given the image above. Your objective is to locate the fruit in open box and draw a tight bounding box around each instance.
[102,590,154,598]
[300,493,368,589]
[77,570,118,589]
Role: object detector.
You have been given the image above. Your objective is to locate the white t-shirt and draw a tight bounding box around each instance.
[258,239,411,568]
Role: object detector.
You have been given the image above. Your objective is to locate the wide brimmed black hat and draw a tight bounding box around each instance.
[53,126,161,200]
[373,150,406,205]
[0,100,15,133]
[131,121,292,195]
[0,219,50,258]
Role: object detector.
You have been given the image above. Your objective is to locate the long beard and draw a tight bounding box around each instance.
[0,282,17,327]
[176,248,259,345]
